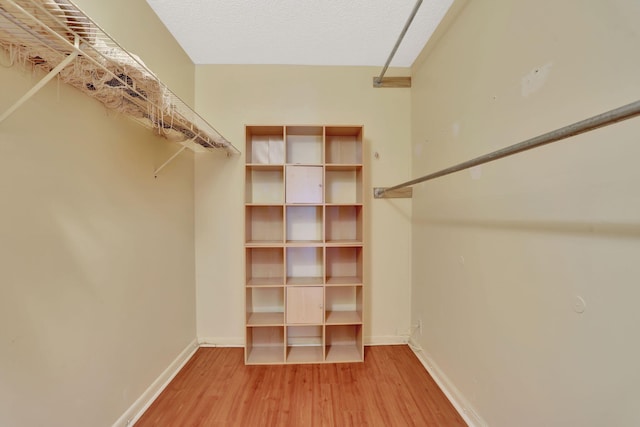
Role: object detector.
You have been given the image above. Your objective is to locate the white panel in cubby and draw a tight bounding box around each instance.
[286,286,324,324]
[249,135,285,164]
[285,166,323,203]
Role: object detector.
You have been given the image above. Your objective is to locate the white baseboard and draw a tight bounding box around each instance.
[112,339,199,427]
[408,338,487,427]
[366,335,409,345]
[198,337,244,347]
[198,336,409,347]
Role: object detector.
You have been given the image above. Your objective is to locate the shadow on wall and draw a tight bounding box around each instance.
[416,217,640,240]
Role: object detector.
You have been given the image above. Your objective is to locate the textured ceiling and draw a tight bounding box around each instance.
[145,0,453,66]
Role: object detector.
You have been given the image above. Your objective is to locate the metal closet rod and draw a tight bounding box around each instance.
[374,99,640,198]
[374,0,423,86]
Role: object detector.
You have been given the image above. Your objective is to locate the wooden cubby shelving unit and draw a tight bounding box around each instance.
[244,125,364,365]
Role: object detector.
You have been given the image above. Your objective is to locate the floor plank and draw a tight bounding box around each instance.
[135,345,466,427]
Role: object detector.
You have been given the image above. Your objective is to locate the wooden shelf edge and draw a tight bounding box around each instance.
[246,279,285,287]
[247,312,285,326]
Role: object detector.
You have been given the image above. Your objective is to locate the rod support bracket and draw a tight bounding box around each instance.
[374,187,413,199]
[372,77,412,88]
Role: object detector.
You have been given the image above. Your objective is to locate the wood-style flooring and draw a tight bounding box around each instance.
[135,345,466,427]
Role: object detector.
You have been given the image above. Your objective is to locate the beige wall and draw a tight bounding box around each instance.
[0,2,197,426]
[411,0,640,426]
[194,65,413,344]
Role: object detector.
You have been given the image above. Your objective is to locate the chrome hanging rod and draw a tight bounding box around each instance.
[374,99,640,198]
[373,0,422,87]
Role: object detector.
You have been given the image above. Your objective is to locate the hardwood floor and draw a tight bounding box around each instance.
[135,345,466,427]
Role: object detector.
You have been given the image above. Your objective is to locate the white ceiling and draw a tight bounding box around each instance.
[145,0,453,67]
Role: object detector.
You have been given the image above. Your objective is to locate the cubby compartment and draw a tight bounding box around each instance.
[246,247,284,286]
[286,325,324,363]
[325,126,362,165]
[286,126,323,164]
[285,165,323,204]
[286,247,323,285]
[246,126,285,164]
[325,246,363,285]
[246,287,285,326]
[324,325,363,363]
[325,286,362,325]
[286,206,322,243]
[325,166,362,204]
[246,166,284,204]
[246,326,285,364]
[246,206,284,244]
[325,205,362,243]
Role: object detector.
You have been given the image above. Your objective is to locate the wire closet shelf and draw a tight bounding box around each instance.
[0,0,239,155]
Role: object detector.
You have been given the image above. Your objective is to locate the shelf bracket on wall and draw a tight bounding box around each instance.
[0,36,80,123]
[154,144,188,178]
